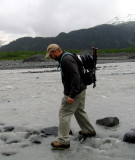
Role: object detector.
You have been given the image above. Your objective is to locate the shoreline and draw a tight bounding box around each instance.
[0,54,135,70]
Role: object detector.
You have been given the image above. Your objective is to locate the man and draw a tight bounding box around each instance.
[45,44,96,149]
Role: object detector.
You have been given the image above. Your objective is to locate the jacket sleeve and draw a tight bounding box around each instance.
[62,55,81,98]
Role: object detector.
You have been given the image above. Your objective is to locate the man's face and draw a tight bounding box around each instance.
[49,50,62,61]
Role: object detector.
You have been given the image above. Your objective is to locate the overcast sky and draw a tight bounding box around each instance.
[0,0,135,46]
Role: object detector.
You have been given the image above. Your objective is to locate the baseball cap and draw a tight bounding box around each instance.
[45,44,60,58]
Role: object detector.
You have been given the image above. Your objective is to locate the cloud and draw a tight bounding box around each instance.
[0,41,2,47]
[0,0,135,45]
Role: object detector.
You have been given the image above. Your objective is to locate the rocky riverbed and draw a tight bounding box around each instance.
[0,52,135,70]
[0,61,135,159]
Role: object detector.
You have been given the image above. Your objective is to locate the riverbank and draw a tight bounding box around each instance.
[0,52,135,70]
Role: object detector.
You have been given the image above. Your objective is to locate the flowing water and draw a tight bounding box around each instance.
[0,62,135,160]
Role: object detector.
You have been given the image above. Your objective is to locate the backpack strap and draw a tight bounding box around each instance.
[60,52,72,76]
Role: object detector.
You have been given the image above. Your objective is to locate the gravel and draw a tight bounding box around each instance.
[0,52,135,70]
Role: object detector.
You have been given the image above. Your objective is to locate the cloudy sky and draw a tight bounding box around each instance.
[0,0,135,46]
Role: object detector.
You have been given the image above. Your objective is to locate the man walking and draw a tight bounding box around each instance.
[45,44,96,149]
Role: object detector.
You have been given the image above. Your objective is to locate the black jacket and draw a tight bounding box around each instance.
[59,52,86,98]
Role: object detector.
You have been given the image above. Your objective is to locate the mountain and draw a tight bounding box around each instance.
[107,14,135,25]
[1,21,135,51]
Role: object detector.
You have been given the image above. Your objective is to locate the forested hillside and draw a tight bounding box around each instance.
[0,22,135,51]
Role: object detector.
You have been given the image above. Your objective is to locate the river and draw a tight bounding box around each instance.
[0,62,135,160]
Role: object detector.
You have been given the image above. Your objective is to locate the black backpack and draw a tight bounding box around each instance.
[60,51,97,88]
[73,54,96,88]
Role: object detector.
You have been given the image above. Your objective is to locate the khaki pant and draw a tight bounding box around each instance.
[58,89,95,144]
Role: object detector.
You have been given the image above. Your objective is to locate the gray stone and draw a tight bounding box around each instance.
[96,117,119,127]
[30,136,42,144]
[41,126,58,137]
[5,139,20,144]
[0,122,5,126]
[40,133,47,138]
[41,126,73,137]
[25,132,33,139]
[2,152,16,156]
[0,135,8,142]
[21,144,30,148]
[4,126,14,132]
[25,130,40,139]
[123,132,135,143]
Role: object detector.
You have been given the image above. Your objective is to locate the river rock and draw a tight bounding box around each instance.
[25,130,40,139]
[41,126,58,136]
[96,117,119,127]
[3,126,14,132]
[123,132,135,143]
[0,122,5,126]
[0,135,8,142]
[5,139,20,144]
[2,152,17,156]
[21,144,30,148]
[25,132,33,139]
[30,136,42,144]
[40,133,47,138]
[41,126,73,137]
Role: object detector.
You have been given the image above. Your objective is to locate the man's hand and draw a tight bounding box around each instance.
[67,97,74,104]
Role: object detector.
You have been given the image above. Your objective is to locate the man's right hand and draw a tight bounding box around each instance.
[67,97,74,104]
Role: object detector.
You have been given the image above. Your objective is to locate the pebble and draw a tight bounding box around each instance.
[2,152,17,156]
[5,139,20,144]
[4,126,14,132]
[30,136,42,144]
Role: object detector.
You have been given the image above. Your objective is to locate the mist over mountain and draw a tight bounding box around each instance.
[1,15,135,51]
[0,41,2,47]
[107,14,135,25]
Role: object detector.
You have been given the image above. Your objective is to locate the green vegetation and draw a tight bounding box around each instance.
[0,51,45,60]
[0,49,82,60]
[98,45,135,54]
[0,46,135,60]
[67,49,82,54]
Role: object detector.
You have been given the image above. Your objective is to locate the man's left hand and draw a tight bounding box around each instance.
[67,97,74,104]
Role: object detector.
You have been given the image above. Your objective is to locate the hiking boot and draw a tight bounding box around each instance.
[51,141,70,150]
[79,131,96,142]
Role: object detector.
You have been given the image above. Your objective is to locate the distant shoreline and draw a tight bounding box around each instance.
[0,53,135,70]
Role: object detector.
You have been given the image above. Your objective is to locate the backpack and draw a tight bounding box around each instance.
[60,52,97,88]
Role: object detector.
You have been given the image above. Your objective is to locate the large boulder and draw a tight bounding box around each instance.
[41,126,58,136]
[23,54,45,62]
[96,117,119,127]
[3,126,14,132]
[41,126,73,137]
[78,50,91,55]
[123,132,135,143]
